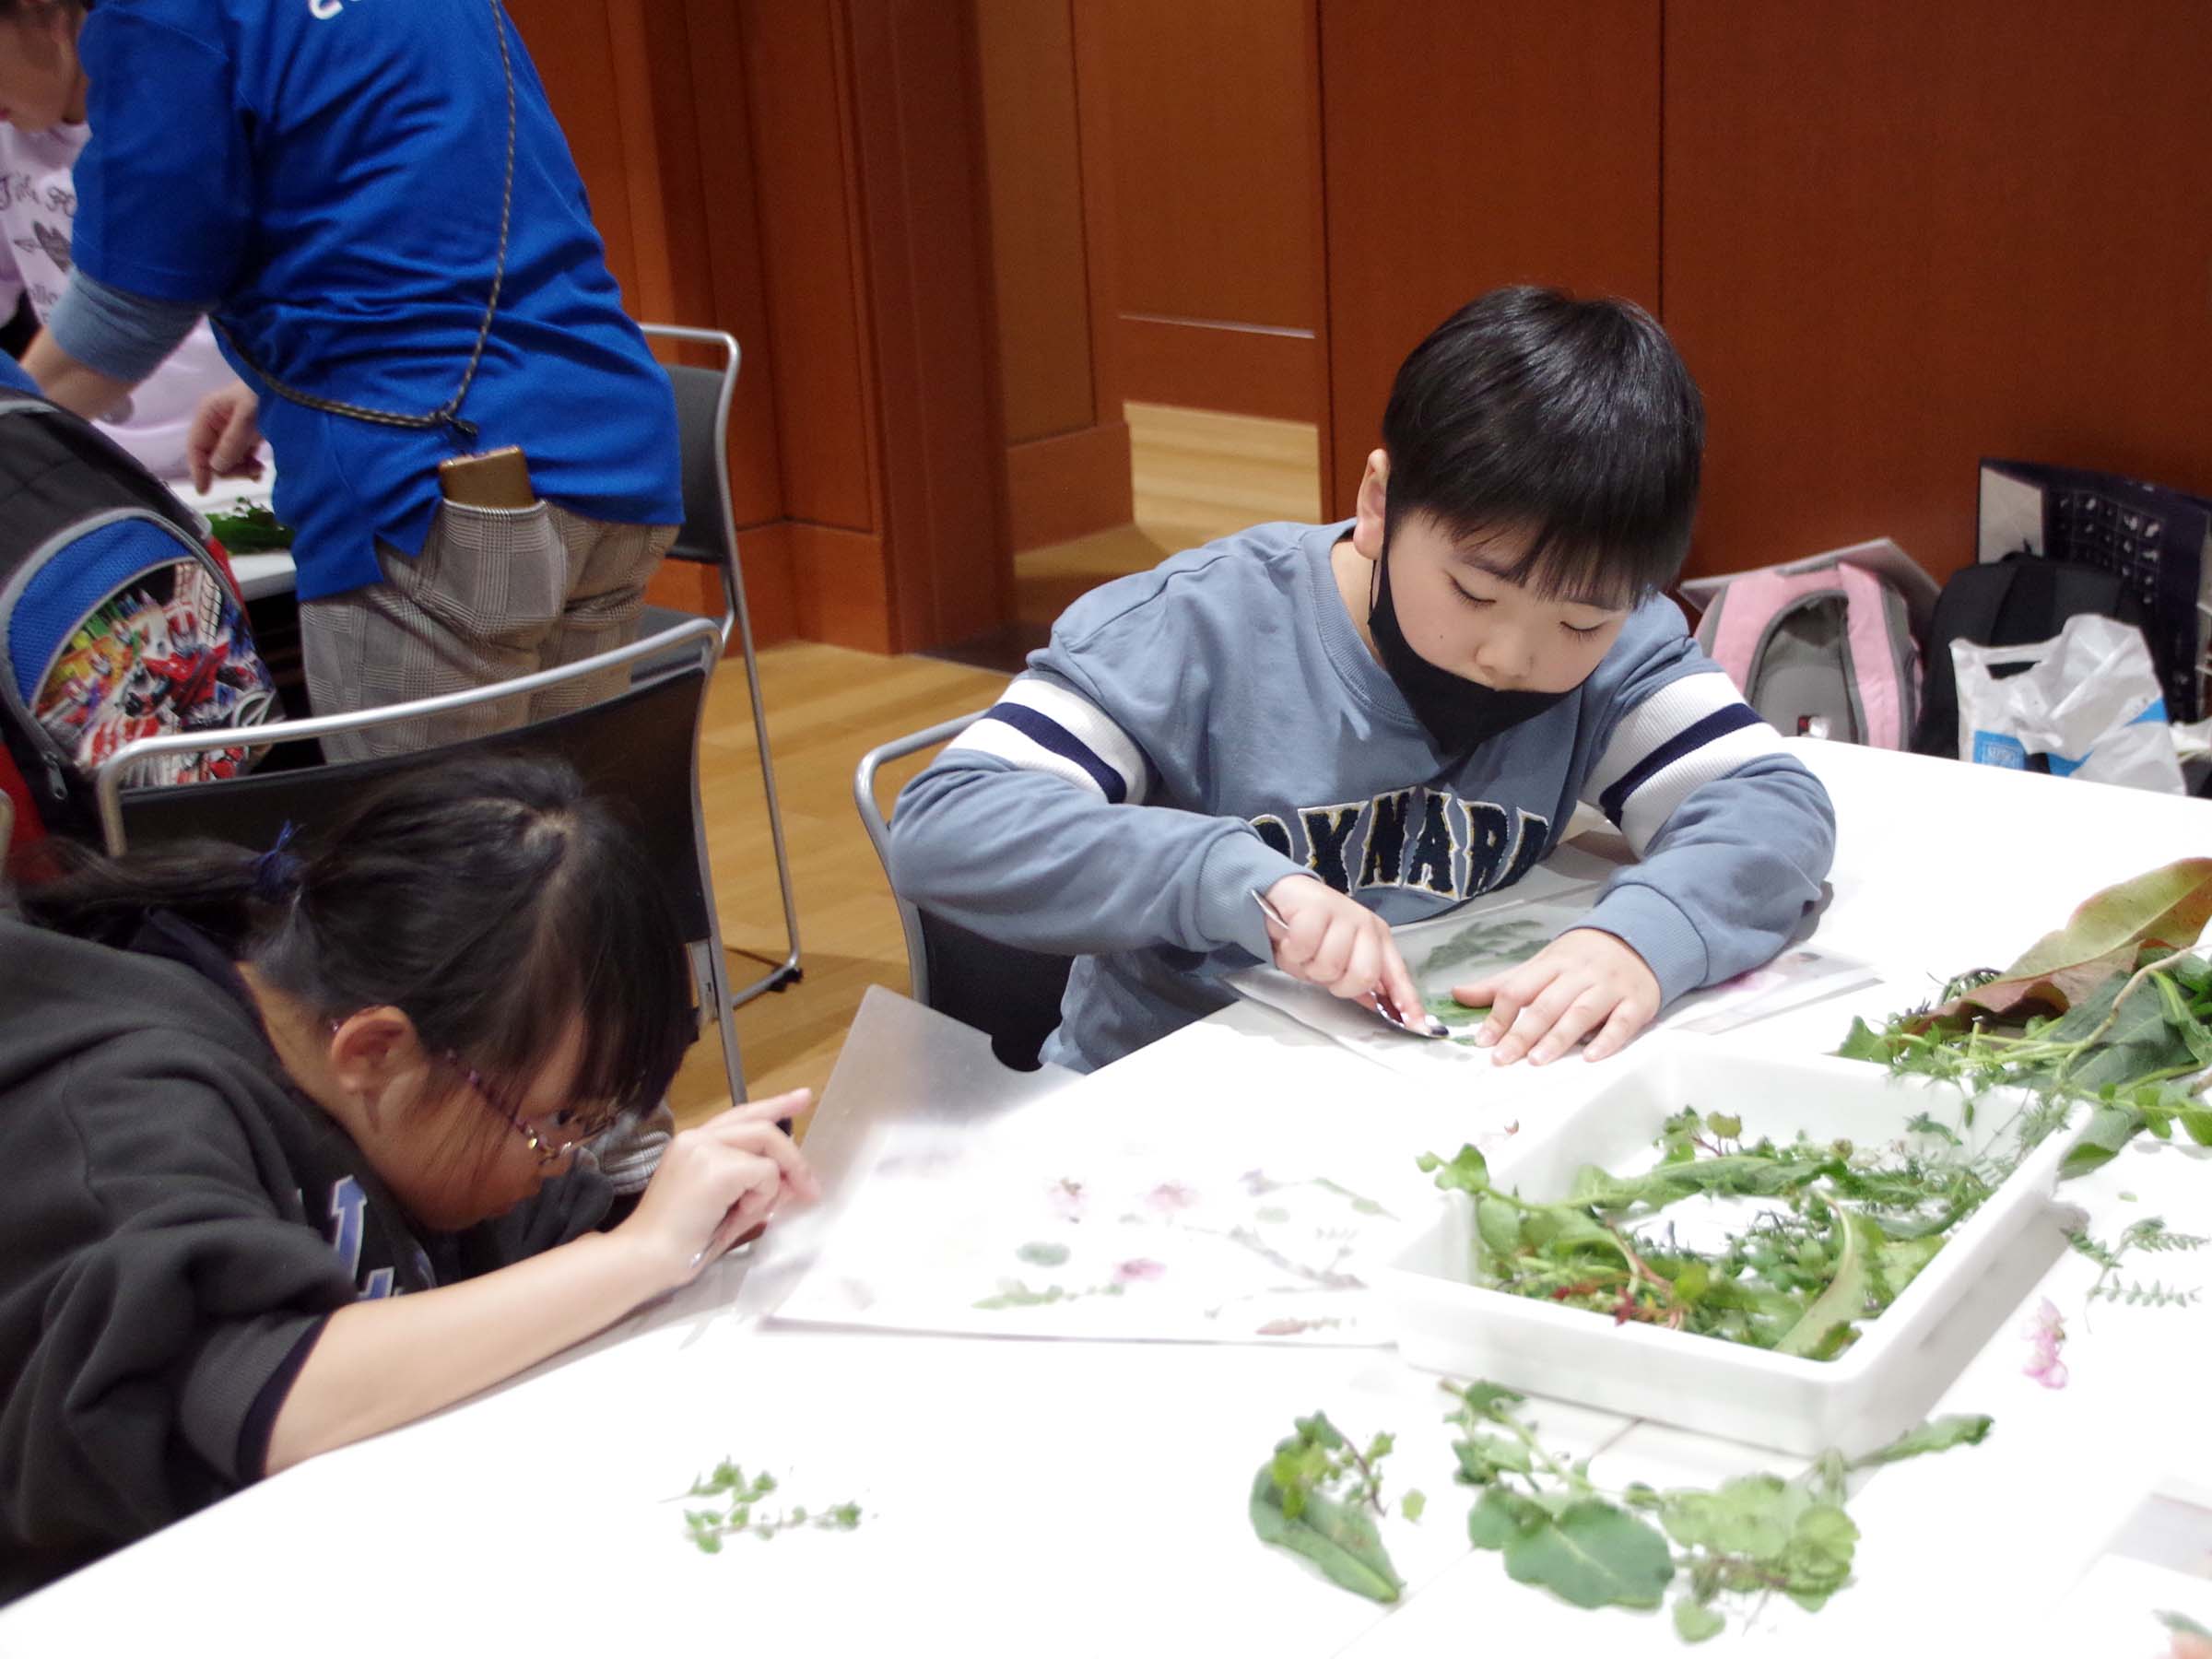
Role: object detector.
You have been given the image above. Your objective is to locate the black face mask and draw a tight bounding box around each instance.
[1368,540,1573,754]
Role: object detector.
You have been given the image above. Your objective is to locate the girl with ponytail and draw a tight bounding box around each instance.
[0,756,817,1601]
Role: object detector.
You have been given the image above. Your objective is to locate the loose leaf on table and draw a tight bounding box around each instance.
[1911,858,2212,1028]
[1673,1597,1727,1642]
[1496,1497,1675,1611]
[1249,1468,1403,1603]
[1844,1414,1994,1469]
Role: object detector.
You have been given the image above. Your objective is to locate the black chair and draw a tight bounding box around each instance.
[95,618,750,1103]
[853,711,1075,1071]
[633,323,800,1007]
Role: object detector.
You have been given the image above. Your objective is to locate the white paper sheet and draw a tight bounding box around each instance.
[766,1085,1460,1347]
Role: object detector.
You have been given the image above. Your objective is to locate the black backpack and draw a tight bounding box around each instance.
[1911,553,2144,758]
[0,392,276,840]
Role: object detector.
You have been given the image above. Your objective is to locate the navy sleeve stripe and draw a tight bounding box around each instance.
[1597,703,1765,825]
[984,701,1129,804]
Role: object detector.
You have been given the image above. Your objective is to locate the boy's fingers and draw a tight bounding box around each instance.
[1527,990,1612,1065]
[1330,926,1379,1000]
[1306,916,1355,987]
[1583,1000,1647,1062]
[1378,937,1425,1027]
[1492,980,1577,1065]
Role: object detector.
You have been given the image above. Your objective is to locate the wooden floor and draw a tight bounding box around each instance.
[671,402,1322,1125]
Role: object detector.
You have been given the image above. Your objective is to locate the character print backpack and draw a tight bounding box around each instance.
[0,391,275,846]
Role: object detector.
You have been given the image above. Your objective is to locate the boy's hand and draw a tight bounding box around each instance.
[1453,928,1660,1065]
[1260,875,1428,1029]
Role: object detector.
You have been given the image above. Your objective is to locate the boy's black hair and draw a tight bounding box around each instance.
[18,756,691,1134]
[1381,285,1704,609]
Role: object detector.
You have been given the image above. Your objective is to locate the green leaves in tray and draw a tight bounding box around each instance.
[1418,1108,1990,1361]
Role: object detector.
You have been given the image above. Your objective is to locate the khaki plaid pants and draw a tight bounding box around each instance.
[300,501,677,761]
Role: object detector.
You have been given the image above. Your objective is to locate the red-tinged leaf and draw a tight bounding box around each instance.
[1910,859,2212,1029]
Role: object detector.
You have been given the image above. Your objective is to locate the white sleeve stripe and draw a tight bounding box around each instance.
[994,678,1148,800]
[942,717,1119,800]
[1618,722,1794,853]
[1584,670,1747,801]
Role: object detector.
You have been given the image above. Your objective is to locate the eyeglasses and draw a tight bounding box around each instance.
[448,1055,620,1168]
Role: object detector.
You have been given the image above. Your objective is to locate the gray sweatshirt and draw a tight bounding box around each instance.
[889,520,1836,1071]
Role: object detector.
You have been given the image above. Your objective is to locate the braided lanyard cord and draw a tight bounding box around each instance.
[214,0,517,445]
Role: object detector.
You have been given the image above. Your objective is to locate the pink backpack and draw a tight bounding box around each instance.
[1691,558,1922,748]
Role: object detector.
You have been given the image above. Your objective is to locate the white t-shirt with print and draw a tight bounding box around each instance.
[0,122,235,479]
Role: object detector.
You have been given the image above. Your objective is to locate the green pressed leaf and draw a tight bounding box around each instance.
[1501,1498,1676,1611]
[1672,1597,1727,1643]
[1401,1489,1426,1523]
[1846,1414,1993,1469]
[2180,1109,2212,1147]
[1249,1468,1403,1603]
[2160,1610,2212,1641]
[1015,1241,1070,1267]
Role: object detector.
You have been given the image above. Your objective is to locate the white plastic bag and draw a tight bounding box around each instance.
[1952,613,2183,794]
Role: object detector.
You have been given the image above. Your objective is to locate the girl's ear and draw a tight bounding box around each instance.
[326,1006,425,1124]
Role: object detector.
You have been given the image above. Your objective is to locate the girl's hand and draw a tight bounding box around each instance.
[615,1089,820,1288]
[1453,929,1661,1065]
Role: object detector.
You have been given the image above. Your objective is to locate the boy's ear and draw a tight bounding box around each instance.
[1349,450,1389,562]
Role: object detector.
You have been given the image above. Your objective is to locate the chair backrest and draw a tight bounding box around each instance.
[639,324,740,612]
[853,712,1075,1071]
[100,621,724,947]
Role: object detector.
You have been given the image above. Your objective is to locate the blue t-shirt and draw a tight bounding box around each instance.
[70,0,683,601]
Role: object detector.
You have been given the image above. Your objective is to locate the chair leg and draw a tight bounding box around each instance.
[692,939,748,1105]
[723,541,803,1008]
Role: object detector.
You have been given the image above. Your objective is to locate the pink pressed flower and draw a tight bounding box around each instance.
[1047,1179,1087,1223]
[2020,1297,2067,1389]
[1113,1257,1167,1284]
[1147,1182,1198,1215]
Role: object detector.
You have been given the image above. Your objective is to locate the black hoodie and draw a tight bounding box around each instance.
[0,912,607,1603]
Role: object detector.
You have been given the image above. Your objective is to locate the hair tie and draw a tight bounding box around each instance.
[250,822,303,903]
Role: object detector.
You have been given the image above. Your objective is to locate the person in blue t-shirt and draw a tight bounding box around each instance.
[4,0,685,760]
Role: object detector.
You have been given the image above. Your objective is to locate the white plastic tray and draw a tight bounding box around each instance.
[1374,1039,2077,1456]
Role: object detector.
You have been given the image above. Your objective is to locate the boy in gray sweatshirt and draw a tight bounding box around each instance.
[889,287,1836,1073]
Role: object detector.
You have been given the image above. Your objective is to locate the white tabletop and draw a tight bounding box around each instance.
[172,456,296,602]
[6,743,2209,1656]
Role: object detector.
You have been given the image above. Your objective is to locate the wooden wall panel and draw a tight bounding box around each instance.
[737,0,880,537]
[1073,0,1326,422]
[974,0,1096,445]
[1319,2,1663,517]
[1664,2,2212,583]
[677,0,788,535]
[843,0,1011,648]
[974,0,1134,550]
[508,3,638,306]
